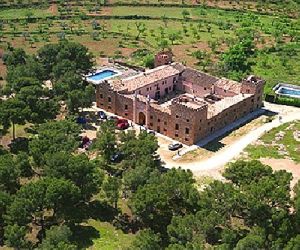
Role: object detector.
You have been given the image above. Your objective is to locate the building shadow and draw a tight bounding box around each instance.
[199,108,273,152]
[203,140,226,152]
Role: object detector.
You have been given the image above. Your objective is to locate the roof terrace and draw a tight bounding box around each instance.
[171,94,208,111]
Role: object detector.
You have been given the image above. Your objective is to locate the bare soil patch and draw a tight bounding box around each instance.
[88,7,112,16]
[260,158,300,189]
[0,59,7,86]
[48,4,58,15]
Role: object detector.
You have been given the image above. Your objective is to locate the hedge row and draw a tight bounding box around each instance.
[265,94,300,107]
[0,14,224,27]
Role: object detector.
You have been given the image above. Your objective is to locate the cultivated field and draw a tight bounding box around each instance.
[0,1,299,94]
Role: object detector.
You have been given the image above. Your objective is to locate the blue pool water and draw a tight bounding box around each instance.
[88,70,117,81]
[278,87,300,98]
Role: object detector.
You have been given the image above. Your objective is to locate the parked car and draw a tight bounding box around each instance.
[110,152,123,163]
[116,118,129,130]
[76,116,87,125]
[168,142,183,151]
[108,116,118,121]
[80,136,92,150]
[97,111,107,120]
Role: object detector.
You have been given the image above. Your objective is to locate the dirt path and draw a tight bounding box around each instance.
[162,102,300,178]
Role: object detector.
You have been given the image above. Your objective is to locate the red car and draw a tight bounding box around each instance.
[116,118,129,130]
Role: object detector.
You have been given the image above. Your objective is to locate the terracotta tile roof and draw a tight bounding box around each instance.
[214,78,241,94]
[207,93,252,118]
[120,64,181,92]
[182,68,219,87]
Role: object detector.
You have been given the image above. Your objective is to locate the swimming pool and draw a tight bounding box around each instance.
[86,68,121,84]
[88,70,117,81]
[275,85,300,99]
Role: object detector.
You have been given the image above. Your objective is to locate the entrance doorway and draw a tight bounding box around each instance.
[138,112,146,125]
[155,91,160,100]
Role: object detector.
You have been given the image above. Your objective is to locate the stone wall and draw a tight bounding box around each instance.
[135,74,180,99]
[182,80,212,98]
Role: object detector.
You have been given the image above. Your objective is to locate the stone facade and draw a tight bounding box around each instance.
[95,63,265,145]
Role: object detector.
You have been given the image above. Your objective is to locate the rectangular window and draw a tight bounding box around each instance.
[146,87,149,91]
[175,134,179,137]
[175,124,179,130]
[164,121,167,125]
[185,128,189,134]
[176,115,179,119]
[108,106,111,109]
[108,97,112,102]
[150,123,153,126]
[173,77,176,83]
[150,115,153,119]
[185,138,189,141]
[125,104,128,110]
[186,119,189,122]
[100,94,103,98]
[158,119,160,122]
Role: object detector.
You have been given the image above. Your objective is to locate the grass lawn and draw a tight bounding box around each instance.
[252,44,300,93]
[0,123,32,148]
[110,6,195,19]
[86,220,135,250]
[0,7,54,19]
[245,121,300,163]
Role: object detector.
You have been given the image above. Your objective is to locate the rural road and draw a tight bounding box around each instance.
[163,102,300,176]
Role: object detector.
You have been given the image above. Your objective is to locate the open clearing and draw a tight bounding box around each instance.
[260,158,300,189]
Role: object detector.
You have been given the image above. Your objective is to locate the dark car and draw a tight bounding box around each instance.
[168,142,183,151]
[80,136,90,149]
[108,116,118,121]
[98,111,107,120]
[110,152,124,163]
[148,130,155,135]
[76,117,87,125]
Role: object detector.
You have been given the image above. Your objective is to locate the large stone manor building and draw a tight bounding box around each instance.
[95,63,264,145]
